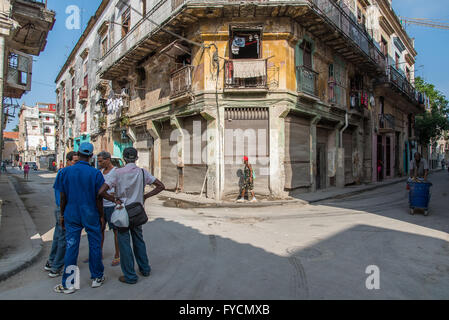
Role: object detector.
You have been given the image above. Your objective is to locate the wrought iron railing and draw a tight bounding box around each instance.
[224,59,267,89]
[309,0,386,71]
[328,80,347,107]
[387,66,417,103]
[170,65,194,97]
[379,113,395,130]
[297,65,318,97]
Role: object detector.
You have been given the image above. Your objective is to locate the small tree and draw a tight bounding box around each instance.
[12,124,19,132]
[414,77,449,145]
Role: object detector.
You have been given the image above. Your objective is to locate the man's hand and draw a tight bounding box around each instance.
[115,198,123,206]
[60,216,65,231]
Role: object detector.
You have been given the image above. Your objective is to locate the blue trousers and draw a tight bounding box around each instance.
[48,208,66,272]
[117,225,151,283]
[61,205,104,288]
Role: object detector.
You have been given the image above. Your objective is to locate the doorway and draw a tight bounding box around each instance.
[316,143,327,190]
[377,135,383,181]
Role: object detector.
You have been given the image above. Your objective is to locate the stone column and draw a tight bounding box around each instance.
[201,109,219,199]
[310,115,321,192]
[147,120,161,180]
[269,105,290,198]
[335,121,345,188]
[170,116,184,192]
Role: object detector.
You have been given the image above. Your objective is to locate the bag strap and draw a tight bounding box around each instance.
[142,169,145,202]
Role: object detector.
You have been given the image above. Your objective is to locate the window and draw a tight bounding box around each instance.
[395,53,400,70]
[101,36,108,57]
[121,7,130,38]
[71,77,75,108]
[84,75,88,88]
[230,29,261,59]
[44,127,51,133]
[381,37,388,56]
[406,67,411,81]
[46,116,50,121]
[300,40,313,68]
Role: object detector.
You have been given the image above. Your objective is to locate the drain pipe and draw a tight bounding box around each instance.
[339,112,349,148]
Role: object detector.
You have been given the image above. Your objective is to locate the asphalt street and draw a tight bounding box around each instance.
[0,167,448,299]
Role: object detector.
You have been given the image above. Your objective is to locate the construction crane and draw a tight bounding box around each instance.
[399,17,449,30]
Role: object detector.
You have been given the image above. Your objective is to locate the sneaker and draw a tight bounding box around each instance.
[54,284,75,294]
[250,197,257,203]
[44,261,52,271]
[139,270,151,277]
[48,270,63,278]
[91,276,105,288]
[236,198,245,203]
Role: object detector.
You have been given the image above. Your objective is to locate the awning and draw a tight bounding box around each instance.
[159,40,191,59]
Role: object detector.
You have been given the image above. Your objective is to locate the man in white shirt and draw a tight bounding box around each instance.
[99,147,165,284]
[97,151,120,267]
[410,152,429,181]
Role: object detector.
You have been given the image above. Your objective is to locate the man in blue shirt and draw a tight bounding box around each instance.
[44,151,78,278]
[53,143,106,294]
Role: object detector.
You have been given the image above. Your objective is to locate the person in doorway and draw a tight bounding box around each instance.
[44,151,79,277]
[99,147,165,284]
[410,152,429,181]
[377,159,384,181]
[237,156,257,203]
[53,143,106,294]
[97,151,120,267]
[18,161,22,171]
[24,162,30,180]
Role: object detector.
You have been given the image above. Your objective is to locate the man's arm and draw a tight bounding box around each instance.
[60,192,67,230]
[144,179,165,200]
[98,183,118,204]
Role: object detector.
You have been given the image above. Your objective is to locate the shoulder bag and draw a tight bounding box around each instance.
[124,169,148,229]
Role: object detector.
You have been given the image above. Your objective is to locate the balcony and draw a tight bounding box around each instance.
[224,59,267,91]
[386,66,418,103]
[297,65,318,98]
[328,80,347,109]
[170,65,194,99]
[379,114,395,133]
[79,86,88,103]
[299,0,386,75]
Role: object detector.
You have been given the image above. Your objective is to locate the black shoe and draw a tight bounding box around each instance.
[119,275,137,284]
[139,271,151,277]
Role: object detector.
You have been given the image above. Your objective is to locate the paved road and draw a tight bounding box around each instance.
[0,169,448,299]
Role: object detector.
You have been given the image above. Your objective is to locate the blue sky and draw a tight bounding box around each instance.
[5,0,449,131]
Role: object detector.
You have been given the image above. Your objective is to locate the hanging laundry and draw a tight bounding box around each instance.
[231,45,240,55]
[232,37,246,48]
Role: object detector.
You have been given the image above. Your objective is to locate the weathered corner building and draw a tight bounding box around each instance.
[56,0,425,200]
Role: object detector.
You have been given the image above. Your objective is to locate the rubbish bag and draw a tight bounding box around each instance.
[111,205,129,228]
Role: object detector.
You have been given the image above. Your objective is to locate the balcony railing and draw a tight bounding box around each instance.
[328,80,347,107]
[379,114,395,131]
[224,59,267,89]
[387,66,418,103]
[297,65,318,97]
[309,0,386,71]
[170,65,194,98]
[79,86,88,101]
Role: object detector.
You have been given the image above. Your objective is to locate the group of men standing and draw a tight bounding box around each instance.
[45,142,165,294]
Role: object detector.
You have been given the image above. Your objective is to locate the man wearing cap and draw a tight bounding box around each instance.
[99,147,165,284]
[53,143,106,294]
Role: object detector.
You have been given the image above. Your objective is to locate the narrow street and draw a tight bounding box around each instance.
[0,169,448,299]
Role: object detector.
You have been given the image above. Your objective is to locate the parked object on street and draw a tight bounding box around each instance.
[28,162,38,171]
[407,179,432,216]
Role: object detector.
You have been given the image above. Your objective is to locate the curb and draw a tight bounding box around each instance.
[0,175,43,282]
[161,177,412,209]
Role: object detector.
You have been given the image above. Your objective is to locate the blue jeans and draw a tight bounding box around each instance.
[48,208,66,272]
[117,225,151,283]
[62,205,104,287]
[104,206,116,230]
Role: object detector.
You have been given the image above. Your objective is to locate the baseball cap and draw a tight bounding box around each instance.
[243,156,249,161]
[78,142,94,156]
[123,147,138,160]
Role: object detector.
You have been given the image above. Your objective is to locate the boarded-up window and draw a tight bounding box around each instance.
[300,41,312,68]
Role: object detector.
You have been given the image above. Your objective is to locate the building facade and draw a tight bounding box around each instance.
[0,0,55,160]
[2,131,19,162]
[18,103,56,167]
[56,0,425,200]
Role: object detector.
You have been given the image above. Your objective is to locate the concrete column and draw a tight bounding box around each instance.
[269,105,290,198]
[201,110,219,199]
[355,124,364,184]
[310,115,321,192]
[147,120,161,179]
[170,116,184,192]
[335,121,345,188]
[0,36,6,161]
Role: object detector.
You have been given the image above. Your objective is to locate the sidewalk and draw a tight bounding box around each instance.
[159,169,443,209]
[0,173,43,282]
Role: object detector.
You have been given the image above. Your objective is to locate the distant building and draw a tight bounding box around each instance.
[18,103,56,167]
[2,131,19,163]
